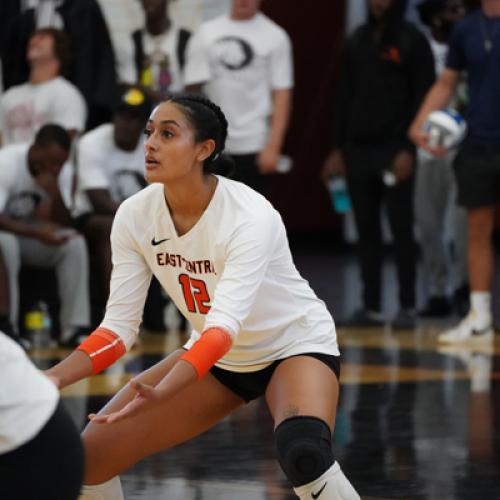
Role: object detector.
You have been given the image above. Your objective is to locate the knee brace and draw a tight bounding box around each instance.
[274,416,334,487]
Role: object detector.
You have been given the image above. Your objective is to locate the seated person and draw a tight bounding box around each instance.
[73,85,179,330]
[0,124,91,346]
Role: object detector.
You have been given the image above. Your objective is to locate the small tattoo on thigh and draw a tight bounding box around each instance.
[283,405,300,418]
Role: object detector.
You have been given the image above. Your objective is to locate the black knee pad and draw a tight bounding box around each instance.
[274,416,334,487]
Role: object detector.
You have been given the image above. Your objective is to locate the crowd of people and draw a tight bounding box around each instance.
[0,0,499,498]
[0,0,295,348]
[0,0,495,349]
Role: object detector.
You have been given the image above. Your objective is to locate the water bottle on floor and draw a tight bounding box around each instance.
[25,301,52,348]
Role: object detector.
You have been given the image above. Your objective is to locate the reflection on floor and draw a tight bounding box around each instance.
[30,251,500,500]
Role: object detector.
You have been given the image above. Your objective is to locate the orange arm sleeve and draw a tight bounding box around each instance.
[180,327,233,379]
[77,327,126,375]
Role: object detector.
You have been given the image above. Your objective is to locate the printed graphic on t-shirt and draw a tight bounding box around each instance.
[140,53,173,94]
[5,191,42,219]
[213,36,255,71]
[4,102,47,144]
[113,170,147,201]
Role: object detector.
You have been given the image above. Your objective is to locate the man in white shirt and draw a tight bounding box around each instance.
[0,124,91,346]
[73,86,170,330]
[184,0,294,196]
[0,27,87,146]
[73,87,151,302]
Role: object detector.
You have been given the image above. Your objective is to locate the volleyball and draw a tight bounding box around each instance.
[424,109,467,149]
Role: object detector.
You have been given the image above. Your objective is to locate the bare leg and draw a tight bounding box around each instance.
[266,356,339,429]
[83,349,244,484]
[266,356,359,499]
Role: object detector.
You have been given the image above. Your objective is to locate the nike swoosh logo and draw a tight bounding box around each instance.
[311,482,327,499]
[151,237,170,246]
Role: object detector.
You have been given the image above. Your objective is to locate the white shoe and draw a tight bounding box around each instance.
[438,312,493,345]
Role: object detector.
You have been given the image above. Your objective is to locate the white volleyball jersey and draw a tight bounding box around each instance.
[102,176,339,372]
[0,333,59,454]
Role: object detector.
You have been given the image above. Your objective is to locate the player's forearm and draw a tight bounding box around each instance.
[154,327,233,402]
[154,359,198,400]
[0,214,40,238]
[412,77,456,131]
[265,88,292,152]
[45,350,93,389]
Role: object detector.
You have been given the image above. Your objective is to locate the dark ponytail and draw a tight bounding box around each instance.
[166,93,235,177]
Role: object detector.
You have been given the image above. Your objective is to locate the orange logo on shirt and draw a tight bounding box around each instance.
[382,46,401,64]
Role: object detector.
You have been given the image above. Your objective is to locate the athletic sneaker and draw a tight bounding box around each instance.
[391,308,417,330]
[438,312,494,345]
[342,308,385,328]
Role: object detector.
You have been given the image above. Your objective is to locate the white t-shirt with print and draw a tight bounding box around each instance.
[0,77,87,146]
[184,13,294,154]
[0,144,73,218]
[101,176,339,372]
[73,124,147,217]
[0,333,59,454]
[140,26,186,94]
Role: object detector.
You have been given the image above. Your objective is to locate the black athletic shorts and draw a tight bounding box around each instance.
[209,353,341,403]
[453,142,500,207]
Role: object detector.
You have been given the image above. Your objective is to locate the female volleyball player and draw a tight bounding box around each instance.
[47,94,360,500]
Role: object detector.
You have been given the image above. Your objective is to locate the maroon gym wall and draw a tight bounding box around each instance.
[262,0,346,237]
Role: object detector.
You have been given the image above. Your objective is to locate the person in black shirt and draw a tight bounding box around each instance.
[323,0,435,329]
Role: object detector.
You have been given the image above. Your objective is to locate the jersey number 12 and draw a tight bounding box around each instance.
[178,274,211,314]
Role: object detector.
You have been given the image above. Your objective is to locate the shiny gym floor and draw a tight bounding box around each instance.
[31,250,500,500]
